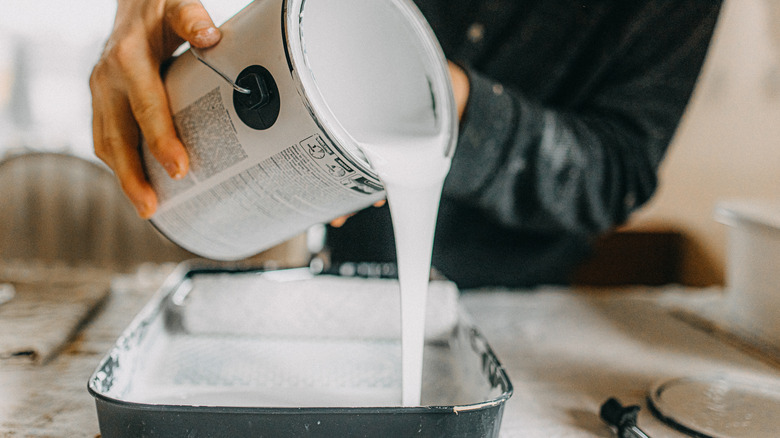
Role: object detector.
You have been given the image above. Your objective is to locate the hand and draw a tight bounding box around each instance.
[90,0,221,218]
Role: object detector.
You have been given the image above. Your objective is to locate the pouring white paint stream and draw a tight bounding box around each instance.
[359,136,450,405]
[299,1,456,405]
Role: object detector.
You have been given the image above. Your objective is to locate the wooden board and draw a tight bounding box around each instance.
[0,261,112,364]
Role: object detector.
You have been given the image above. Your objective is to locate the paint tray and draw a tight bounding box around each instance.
[88,261,512,437]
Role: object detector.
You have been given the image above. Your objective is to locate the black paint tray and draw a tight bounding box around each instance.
[88,261,512,437]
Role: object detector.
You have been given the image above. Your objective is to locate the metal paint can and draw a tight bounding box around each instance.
[143,0,456,260]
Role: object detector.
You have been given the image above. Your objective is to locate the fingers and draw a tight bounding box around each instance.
[91,0,197,218]
[92,75,158,218]
[330,215,351,228]
[165,0,221,48]
[330,201,387,227]
[91,0,221,219]
[447,62,470,121]
[122,46,189,180]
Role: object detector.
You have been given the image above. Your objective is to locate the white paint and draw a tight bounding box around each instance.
[359,134,450,406]
[135,387,401,408]
[298,0,456,406]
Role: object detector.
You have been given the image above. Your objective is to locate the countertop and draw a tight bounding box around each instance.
[1,263,778,437]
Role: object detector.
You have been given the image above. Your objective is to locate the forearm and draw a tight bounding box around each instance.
[445,69,682,236]
[443,3,721,236]
[445,72,626,234]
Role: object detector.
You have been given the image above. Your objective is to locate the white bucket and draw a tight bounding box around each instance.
[143,0,456,260]
[716,200,780,355]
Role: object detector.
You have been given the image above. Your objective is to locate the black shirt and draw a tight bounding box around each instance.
[326,1,723,288]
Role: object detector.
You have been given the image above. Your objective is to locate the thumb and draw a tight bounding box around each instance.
[165,0,221,48]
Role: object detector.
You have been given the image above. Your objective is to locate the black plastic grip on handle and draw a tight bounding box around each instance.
[233,65,280,130]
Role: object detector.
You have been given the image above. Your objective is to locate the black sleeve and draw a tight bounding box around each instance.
[442,2,722,235]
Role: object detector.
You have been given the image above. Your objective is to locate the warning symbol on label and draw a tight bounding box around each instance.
[308,143,326,159]
[327,164,347,177]
[326,157,354,178]
[301,135,334,159]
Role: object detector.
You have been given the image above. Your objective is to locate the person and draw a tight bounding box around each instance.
[90,0,722,288]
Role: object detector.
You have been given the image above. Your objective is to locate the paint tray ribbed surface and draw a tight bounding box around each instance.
[88,261,512,437]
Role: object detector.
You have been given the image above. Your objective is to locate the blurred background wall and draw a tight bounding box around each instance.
[628,0,780,286]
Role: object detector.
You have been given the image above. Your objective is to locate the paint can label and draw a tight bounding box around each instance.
[144,0,454,261]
